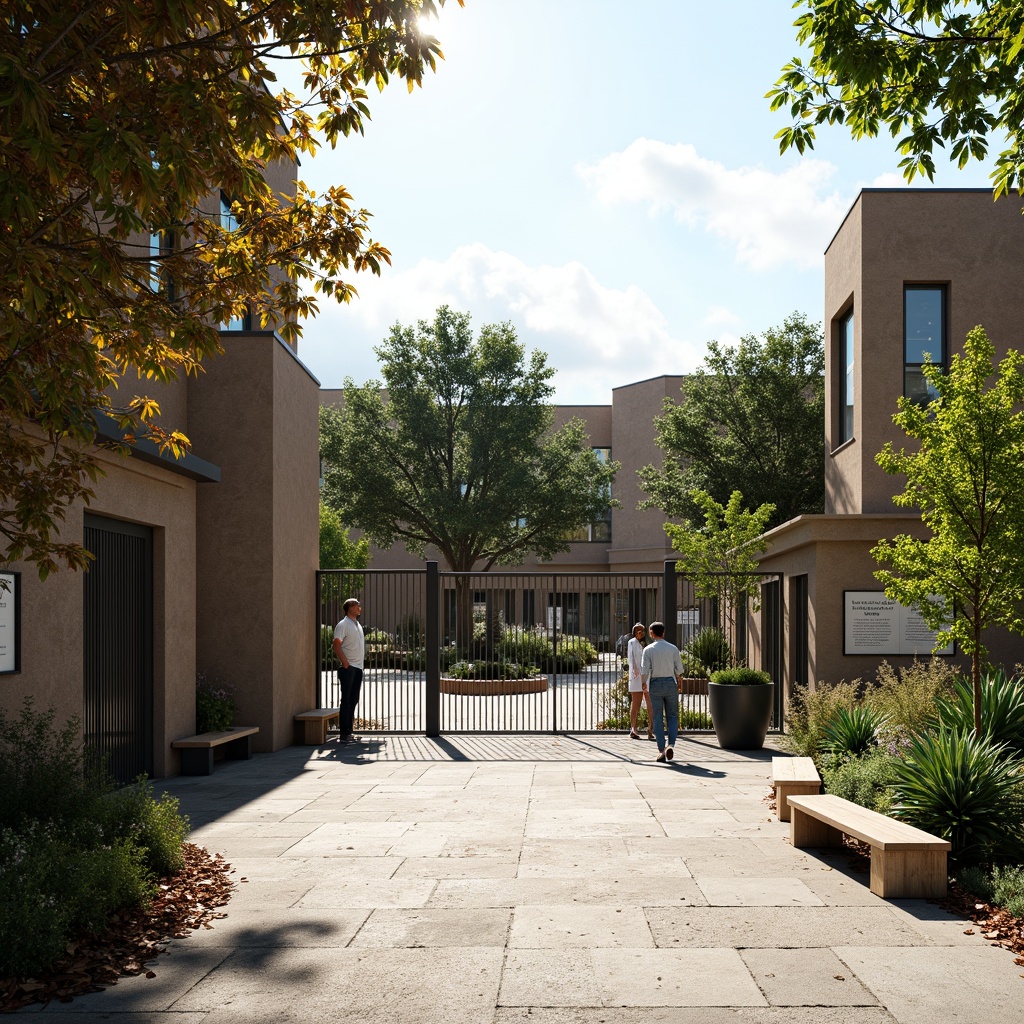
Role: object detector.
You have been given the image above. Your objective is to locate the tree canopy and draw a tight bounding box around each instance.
[872,326,1024,731]
[665,490,775,611]
[770,1,1024,192]
[319,305,619,574]
[2,0,461,577]
[639,313,824,530]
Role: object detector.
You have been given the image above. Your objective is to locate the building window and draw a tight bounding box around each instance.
[149,230,175,297]
[220,192,251,331]
[904,285,946,405]
[838,308,854,443]
[567,447,612,542]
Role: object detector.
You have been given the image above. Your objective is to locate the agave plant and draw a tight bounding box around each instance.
[891,728,1024,866]
[683,627,731,676]
[935,670,1024,754]
[820,705,885,757]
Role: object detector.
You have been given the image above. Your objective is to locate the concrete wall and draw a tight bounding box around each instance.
[190,332,319,753]
[0,431,198,778]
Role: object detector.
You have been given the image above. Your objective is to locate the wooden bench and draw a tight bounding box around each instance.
[294,708,340,745]
[771,755,822,821]
[787,793,950,898]
[171,726,259,776]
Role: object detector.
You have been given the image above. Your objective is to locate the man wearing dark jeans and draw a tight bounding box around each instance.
[640,620,684,764]
[332,597,365,744]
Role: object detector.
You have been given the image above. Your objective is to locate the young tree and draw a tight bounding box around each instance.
[319,306,619,638]
[770,1,1024,193]
[2,0,461,578]
[639,313,824,529]
[872,327,1024,733]
[665,490,776,614]
[319,502,370,572]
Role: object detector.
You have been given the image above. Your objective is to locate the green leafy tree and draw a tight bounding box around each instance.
[319,502,370,573]
[769,1,1024,192]
[320,305,619,638]
[639,313,824,529]
[872,326,1024,732]
[665,490,776,612]
[1,0,461,578]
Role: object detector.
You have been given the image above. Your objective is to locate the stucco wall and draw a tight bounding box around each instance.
[0,433,197,778]
[189,332,318,752]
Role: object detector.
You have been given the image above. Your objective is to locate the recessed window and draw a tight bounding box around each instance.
[838,308,854,443]
[904,286,946,405]
[567,448,612,542]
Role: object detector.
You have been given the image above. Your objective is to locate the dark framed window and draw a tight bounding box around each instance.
[904,285,946,405]
[838,307,854,443]
[148,230,175,298]
[220,192,251,331]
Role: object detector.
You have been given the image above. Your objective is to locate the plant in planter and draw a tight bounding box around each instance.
[708,667,774,750]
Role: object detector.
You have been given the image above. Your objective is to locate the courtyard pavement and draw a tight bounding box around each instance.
[17,733,1024,1023]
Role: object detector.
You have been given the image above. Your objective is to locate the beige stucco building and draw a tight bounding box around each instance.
[760,188,1024,695]
[1,157,320,779]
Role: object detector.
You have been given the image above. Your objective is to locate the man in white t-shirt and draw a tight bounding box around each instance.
[332,597,365,744]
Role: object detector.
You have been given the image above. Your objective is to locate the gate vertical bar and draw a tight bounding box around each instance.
[425,560,440,737]
[663,560,677,638]
[315,571,323,710]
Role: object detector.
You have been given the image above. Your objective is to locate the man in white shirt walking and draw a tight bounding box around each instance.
[640,620,684,763]
[332,597,365,744]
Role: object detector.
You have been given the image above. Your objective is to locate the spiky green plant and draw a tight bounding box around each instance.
[935,671,1024,754]
[891,729,1024,866]
[821,706,885,757]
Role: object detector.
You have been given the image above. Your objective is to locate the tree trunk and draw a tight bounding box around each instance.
[453,574,474,657]
[973,604,982,735]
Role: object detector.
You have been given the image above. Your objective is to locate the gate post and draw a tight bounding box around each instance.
[663,560,678,643]
[425,560,440,737]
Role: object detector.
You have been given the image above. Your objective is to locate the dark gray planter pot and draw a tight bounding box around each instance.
[708,681,774,750]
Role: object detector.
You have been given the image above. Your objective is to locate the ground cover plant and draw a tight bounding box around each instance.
[597,674,713,731]
[0,701,191,978]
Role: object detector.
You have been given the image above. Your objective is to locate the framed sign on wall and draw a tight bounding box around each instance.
[0,571,21,674]
[843,591,954,657]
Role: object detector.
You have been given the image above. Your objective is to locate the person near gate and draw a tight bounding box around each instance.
[640,620,684,763]
[332,597,365,744]
[626,622,655,741]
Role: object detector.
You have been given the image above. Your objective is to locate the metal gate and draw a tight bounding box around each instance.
[317,562,784,735]
[83,514,154,784]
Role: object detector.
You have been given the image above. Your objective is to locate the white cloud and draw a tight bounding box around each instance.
[870,172,910,188]
[702,305,743,329]
[577,139,849,270]
[299,244,705,403]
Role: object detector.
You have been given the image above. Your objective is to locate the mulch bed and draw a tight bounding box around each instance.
[766,785,1024,971]
[0,842,237,1013]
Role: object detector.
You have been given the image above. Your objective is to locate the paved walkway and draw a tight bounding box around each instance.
[21,734,1024,1023]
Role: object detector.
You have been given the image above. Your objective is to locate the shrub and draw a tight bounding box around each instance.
[555,635,599,670]
[596,674,712,730]
[820,748,899,814]
[865,658,956,745]
[821,706,885,757]
[0,700,191,977]
[683,627,731,676]
[445,660,539,680]
[395,614,422,649]
[891,729,1024,866]
[319,623,337,668]
[679,708,714,729]
[956,864,995,902]
[499,626,555,666]
[782,680,859,760]
[710,667,771,685]
[935,670,1024,754]
[991,864,1024,918]
[196,672,234,733]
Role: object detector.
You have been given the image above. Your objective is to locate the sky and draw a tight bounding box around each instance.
[287,0,994,404]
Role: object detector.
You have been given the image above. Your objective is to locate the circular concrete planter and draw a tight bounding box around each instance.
[708,681,774,750]
[440,675,548,696]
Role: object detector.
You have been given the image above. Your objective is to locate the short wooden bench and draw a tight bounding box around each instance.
[771,755,822,821]
[294,708,340,745]
[787,793,950,898]
[171,726,259,776]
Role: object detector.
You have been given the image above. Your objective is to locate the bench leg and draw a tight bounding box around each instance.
[791,807,843,848]
[225,734,254,761]
[303,718,329,744]
[776,782,823,822]
[180,747,214,776]
[870,849,947,899]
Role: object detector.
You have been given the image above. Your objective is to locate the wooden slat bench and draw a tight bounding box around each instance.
[771,755,822,821]
[294,708,340,745]
[171,726,259,776]
[787,793,950,898]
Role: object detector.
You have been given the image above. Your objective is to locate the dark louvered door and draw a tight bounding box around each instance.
[83,514,153,783]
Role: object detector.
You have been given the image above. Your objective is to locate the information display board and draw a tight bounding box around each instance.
[843,591,953,656]
[0,571,20,674]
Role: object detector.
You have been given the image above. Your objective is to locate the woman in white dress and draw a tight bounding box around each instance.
[627,622,654,741]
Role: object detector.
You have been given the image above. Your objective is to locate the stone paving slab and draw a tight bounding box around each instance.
[23,734,1024,1023]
